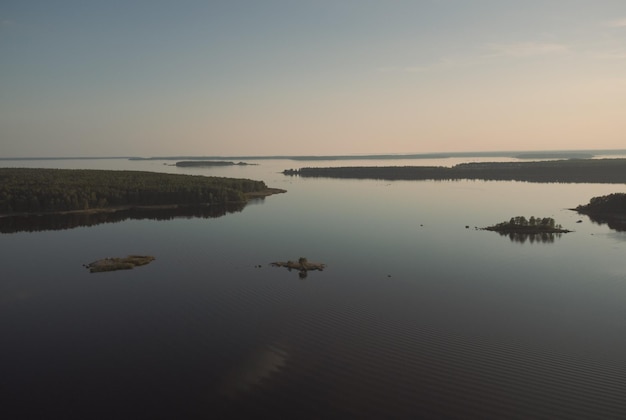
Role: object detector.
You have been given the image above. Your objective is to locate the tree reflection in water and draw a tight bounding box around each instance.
[583,214,626,232]
[0,203,246,234]
[499,231,563,244]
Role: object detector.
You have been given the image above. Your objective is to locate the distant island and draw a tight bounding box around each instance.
[513,152,594,160]
[483,216,571,234]
[0,168,285,216]
[175,161,256,167]
[574,193,626,231]
[283,158,626,183]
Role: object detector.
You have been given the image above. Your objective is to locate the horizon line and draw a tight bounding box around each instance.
[2,148,626,161]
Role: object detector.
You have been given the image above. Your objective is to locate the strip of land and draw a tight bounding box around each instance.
[0,168,285,217]
[175,161,255,167]
[283,158,626,183]
[123,149,626,161]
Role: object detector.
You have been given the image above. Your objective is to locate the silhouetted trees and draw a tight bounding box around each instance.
[576,193,626,214]
[575,193,626,231]
[283,159,626,183]
[485,216,566,233]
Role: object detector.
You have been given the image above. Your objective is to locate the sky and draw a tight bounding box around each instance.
[1,1,625,157]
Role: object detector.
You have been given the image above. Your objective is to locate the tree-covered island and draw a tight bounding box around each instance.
[0,168,285,215]
[483,216,571,234]
[574,193,626,231]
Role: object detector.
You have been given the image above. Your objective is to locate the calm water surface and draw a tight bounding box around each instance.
[2,158,626,418]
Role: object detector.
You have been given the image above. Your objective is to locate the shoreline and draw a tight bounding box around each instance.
[0,188,286,219]
[282,158,626,183]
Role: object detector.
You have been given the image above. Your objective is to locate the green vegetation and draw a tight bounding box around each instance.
[85,255,155,273]
[484,216,570,233]
[0,168,275,215]
[283,158,626,183]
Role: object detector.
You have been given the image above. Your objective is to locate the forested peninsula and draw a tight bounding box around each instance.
[574,193,626,231]
[0,168,284,215]
[576,193,626,214]
[283,158,626,183]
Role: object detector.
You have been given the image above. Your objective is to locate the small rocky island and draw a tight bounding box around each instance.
[85,255,156,273]
[271,257,326,278]
[483,216,571,234]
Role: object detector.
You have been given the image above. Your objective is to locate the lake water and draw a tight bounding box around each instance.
[2,158,626,419]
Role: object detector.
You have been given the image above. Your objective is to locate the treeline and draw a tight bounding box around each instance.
[575,193,626,214]
[0,168,268,214]
[283,159,626,183]
[575,193,626,231]
[486,216,565,231]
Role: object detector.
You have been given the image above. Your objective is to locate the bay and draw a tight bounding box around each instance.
[2,158,626,418]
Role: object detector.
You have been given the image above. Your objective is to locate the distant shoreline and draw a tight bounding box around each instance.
[174,161,256,167]
[2,149,626,161]
[283,158,626,184]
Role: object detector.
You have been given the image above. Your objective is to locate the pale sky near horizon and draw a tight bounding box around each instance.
[1,1,625,157]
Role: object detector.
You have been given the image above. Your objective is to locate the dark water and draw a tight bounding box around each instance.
[2,158,626,418]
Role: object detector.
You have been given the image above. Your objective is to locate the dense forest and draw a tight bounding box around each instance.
[575,193,626,231]
[575,193,626,215]
[283,158,626,183]
[0,168,269,214]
